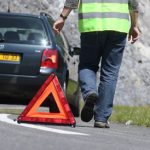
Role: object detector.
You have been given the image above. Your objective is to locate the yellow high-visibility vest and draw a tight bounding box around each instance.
[78,0,130,33]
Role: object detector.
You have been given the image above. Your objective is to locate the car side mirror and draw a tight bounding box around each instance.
[69,47,80,57]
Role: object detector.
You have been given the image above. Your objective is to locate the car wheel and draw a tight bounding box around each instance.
[62,79,67,95]
[69,83,81,117]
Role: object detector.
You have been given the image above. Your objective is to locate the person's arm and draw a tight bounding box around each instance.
[128,0,140,44]
[53,7,72,34]
[53,0,78,34]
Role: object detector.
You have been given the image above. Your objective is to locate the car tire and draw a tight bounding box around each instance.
[69,84,81,117]
[62,79,67,95]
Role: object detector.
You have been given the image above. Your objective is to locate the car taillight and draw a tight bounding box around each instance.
[41,49,58,69]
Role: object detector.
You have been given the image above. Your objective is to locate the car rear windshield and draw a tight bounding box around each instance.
[0,15,49,45]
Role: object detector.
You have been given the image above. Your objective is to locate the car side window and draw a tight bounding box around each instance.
[47,16,54,26]
[55,34,65,49]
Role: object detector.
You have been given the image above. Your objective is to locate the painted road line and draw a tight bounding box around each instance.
[0,114,89,136]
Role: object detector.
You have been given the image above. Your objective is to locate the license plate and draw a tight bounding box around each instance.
[0,53,21,62]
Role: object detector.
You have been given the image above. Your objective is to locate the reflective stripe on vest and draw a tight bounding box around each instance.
[78,0,129,33]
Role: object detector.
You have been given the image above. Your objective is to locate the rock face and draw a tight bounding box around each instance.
[115,0,150,106]
[0,0,150,105]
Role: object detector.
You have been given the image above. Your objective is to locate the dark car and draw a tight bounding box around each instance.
[0,12,80,116]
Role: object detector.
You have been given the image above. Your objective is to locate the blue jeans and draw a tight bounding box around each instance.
[79,31,127,122]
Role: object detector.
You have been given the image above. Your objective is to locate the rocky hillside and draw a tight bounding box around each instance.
[0,0,150,106]
[115,0,150,106]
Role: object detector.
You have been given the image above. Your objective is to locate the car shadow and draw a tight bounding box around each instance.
[0,96,29,105]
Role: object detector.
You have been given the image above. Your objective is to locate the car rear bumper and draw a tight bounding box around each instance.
[0,73,57,98]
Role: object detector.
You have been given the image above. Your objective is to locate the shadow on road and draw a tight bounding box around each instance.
[0,96,32,106]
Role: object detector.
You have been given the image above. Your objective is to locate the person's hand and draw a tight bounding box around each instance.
[128,26,140,44]
[53,17,65,34]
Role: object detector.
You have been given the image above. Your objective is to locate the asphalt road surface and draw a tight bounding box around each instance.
[0,114,150,150]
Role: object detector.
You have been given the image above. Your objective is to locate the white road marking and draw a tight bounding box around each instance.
[0,114,88,136]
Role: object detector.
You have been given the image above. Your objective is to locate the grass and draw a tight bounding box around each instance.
[0,105,150,127]
[0,109,22,115]
[66,79,79,96]
[66,79,80,105]
[110,105,150,127]
[0,79,150,127]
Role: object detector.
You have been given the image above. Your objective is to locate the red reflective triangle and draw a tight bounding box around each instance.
[17,73,76,126]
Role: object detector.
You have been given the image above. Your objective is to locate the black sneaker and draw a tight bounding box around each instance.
[94,121,110,128]
[81,92,98,122]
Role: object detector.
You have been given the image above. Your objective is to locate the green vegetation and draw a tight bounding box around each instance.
[0,105,150,127]
[66,79,79,96]
[0,109,22,115]
[0,79,150,127]
[110,105,150,127]
[66,79,80,105]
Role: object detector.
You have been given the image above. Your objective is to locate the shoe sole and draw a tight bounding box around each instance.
[81,93,98,122]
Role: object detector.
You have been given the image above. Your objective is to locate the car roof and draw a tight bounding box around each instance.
[0,11,55,24]
[0,11,42,19]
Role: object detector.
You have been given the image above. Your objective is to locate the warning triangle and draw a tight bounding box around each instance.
[17,73,76,126]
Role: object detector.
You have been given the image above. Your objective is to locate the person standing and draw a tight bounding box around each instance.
[53,0,140,128]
